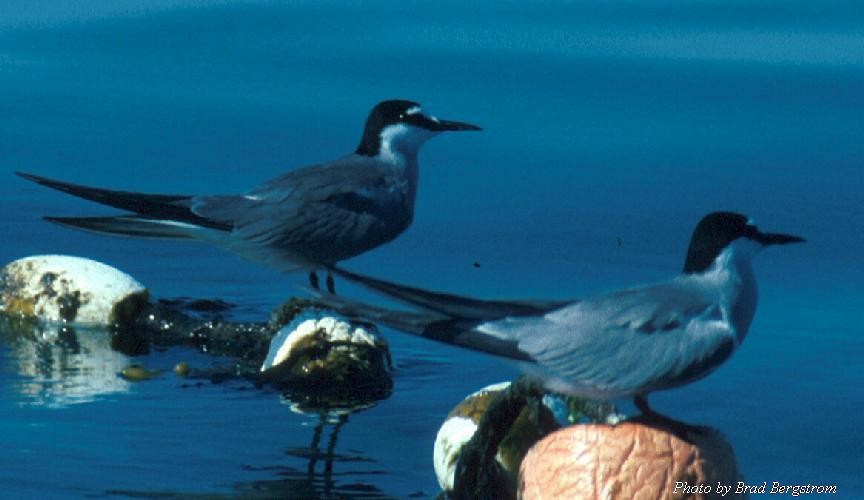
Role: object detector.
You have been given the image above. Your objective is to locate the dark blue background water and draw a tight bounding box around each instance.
[1,1,862,497]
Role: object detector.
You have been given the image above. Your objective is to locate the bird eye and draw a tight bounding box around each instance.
[399,114,404,120]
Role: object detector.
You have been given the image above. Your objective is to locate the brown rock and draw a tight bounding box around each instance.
[518,419,745,499]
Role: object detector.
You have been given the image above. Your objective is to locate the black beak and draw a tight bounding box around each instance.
[425,118,482,132]
[755,232,806,246]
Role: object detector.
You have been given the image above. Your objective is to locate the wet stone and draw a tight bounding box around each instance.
[436,378,622,500]
[1,255,392,409]
[259,312,393,405]
[0,255,149,326]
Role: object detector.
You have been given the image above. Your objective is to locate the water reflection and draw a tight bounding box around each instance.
[1,312,397,497]
[0,316,131,407]
[0,298,403,497]
[236,410,392,499]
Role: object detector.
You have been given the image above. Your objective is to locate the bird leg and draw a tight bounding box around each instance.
[634,395,654,416]
[309,271,320,290]
[326,272,336,294]
[633,395,701,443]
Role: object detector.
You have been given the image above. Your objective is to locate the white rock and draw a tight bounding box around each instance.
[434,415,479,491]
[260,311,380,372]
[433,381,512,491]
[0,255,148,325]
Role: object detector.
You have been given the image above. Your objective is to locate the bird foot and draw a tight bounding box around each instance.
[632,396,702,443]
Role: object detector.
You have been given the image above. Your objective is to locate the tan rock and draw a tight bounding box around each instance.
[519,419,745,499]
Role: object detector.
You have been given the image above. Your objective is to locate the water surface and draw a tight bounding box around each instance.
[1,1,862,497]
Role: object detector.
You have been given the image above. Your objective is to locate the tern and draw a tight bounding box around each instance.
[314,211,804,411]
[16,99,480,292]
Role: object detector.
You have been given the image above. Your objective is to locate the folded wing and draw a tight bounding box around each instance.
[192,157,415,264]
[492,280,735,398]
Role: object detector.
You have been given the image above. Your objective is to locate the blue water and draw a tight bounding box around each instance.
[1,1,862,497]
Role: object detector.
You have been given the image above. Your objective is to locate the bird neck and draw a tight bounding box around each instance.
[377,124,434,163]
[377,140,421,168]
[376,130,422,210]
[365,140,420,214]
[706,241,760,343]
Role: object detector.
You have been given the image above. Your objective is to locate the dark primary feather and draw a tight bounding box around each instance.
[15,171,230,231]
[310,266,577,362]
[44,216,196,239]
[331,266,571,321]
[311,292,534,362]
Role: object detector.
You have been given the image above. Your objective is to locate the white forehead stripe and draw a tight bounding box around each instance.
[405,106,423,115]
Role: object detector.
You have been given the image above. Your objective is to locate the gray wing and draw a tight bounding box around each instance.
[480,277,736,398]
[191,155,411,264]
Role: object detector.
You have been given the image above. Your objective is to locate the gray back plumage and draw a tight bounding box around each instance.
[479,277,737,398]
[191,154,415,266]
